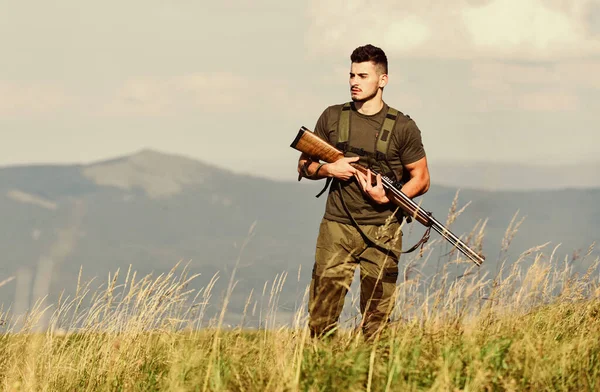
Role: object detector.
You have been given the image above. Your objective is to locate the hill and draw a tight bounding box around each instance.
[0,150,598,324]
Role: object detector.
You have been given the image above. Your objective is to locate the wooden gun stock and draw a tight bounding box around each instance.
[290,126,345,163]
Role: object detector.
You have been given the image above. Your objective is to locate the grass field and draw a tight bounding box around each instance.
[0,214,598,391]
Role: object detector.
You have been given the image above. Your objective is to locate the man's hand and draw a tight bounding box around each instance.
[354,169,390,204]
[323,156,360,180]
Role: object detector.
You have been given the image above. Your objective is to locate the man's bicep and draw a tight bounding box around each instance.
[401,156,430,196]
[404,156,428,176]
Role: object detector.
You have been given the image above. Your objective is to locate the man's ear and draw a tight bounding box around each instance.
[379,73,388,88]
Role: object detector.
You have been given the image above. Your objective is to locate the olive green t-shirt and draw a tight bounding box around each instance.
[314,102,426,225]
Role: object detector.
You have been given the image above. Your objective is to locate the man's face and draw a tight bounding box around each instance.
[349,61,387,102]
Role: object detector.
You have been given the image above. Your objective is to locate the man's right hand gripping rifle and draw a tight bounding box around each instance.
[298,154,359,182]
[299,154,395,206]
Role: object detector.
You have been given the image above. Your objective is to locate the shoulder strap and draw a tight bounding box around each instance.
[338,103,398,156]
[375,107,398,156]
[314,103,352,199]
[337,102,352,148]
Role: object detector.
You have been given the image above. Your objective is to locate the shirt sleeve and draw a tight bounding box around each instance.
[399,119,426,165]
[313,107,330,141]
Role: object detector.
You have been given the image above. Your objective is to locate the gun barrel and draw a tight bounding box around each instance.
[429,215,485,266]
[381,176,484,266]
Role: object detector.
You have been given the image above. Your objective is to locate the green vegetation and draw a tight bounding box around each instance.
[0,300,599,391]
[0,246,597,391]
[0,209,597,391]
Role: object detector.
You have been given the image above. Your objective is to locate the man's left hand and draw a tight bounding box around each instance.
[354,169,390,204]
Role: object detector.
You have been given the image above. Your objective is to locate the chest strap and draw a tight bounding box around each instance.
[337,102,398,158]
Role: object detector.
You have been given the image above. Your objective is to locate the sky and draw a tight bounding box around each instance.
[1,0,599,180]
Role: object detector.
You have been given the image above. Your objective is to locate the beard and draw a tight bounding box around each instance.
[350,88,378,103]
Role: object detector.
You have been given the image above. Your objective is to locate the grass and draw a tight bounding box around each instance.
[0,206,598,391]
[1,299,599,391]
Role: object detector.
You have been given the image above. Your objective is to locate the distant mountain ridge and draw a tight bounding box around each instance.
[0,149,598,326]
[82,149,224,198]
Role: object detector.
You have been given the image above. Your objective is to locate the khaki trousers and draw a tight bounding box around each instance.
[308,218,402,340]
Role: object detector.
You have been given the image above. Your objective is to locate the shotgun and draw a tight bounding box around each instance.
[291,126,485,266]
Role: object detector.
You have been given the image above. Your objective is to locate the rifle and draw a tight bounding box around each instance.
[290,126,485,266]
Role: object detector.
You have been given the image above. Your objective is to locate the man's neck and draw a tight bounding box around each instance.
[354,96,384,115]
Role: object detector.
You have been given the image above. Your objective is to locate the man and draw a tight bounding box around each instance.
[297,44,430,340]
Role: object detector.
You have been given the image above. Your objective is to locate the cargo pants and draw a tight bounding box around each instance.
[308,218,402,340]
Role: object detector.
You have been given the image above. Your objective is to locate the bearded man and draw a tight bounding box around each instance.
[297,44,430,340]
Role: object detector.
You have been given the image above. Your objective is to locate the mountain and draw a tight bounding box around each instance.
[0,150,598,326]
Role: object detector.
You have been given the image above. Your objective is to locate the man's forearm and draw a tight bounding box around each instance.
[397,176,429,199]
[298,158,331,180]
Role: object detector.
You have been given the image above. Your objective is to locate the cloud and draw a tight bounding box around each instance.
[0,81,69,115]
[555,62,600,89]
[103,78,172,116]
[102,72,251,116]
[102,72,318,117]
[384,16,432,53]
[471,61,600,90]
[589,2,600,35]
[517,91,579,111]
[469,60,600,111]
[462,0,585,58]
[305,0,600,60]
[473,87,579,112]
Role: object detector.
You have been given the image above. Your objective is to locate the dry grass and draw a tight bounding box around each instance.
[0,205,598,391]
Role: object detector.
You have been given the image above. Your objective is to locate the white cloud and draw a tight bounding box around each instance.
[518,91,579,111]
[102,72,319,117]
[471,61,600,91]
[0,81,69,115]
[556,62,600,89]
[102,73,252,116]
[469,61,600,111]
[306,0,600,60]
[462,0,589,58]
[104,78,172,116]
[383,16,432,52]
[472,62,558,86]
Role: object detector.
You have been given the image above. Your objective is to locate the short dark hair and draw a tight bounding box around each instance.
[350,44,388,74]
